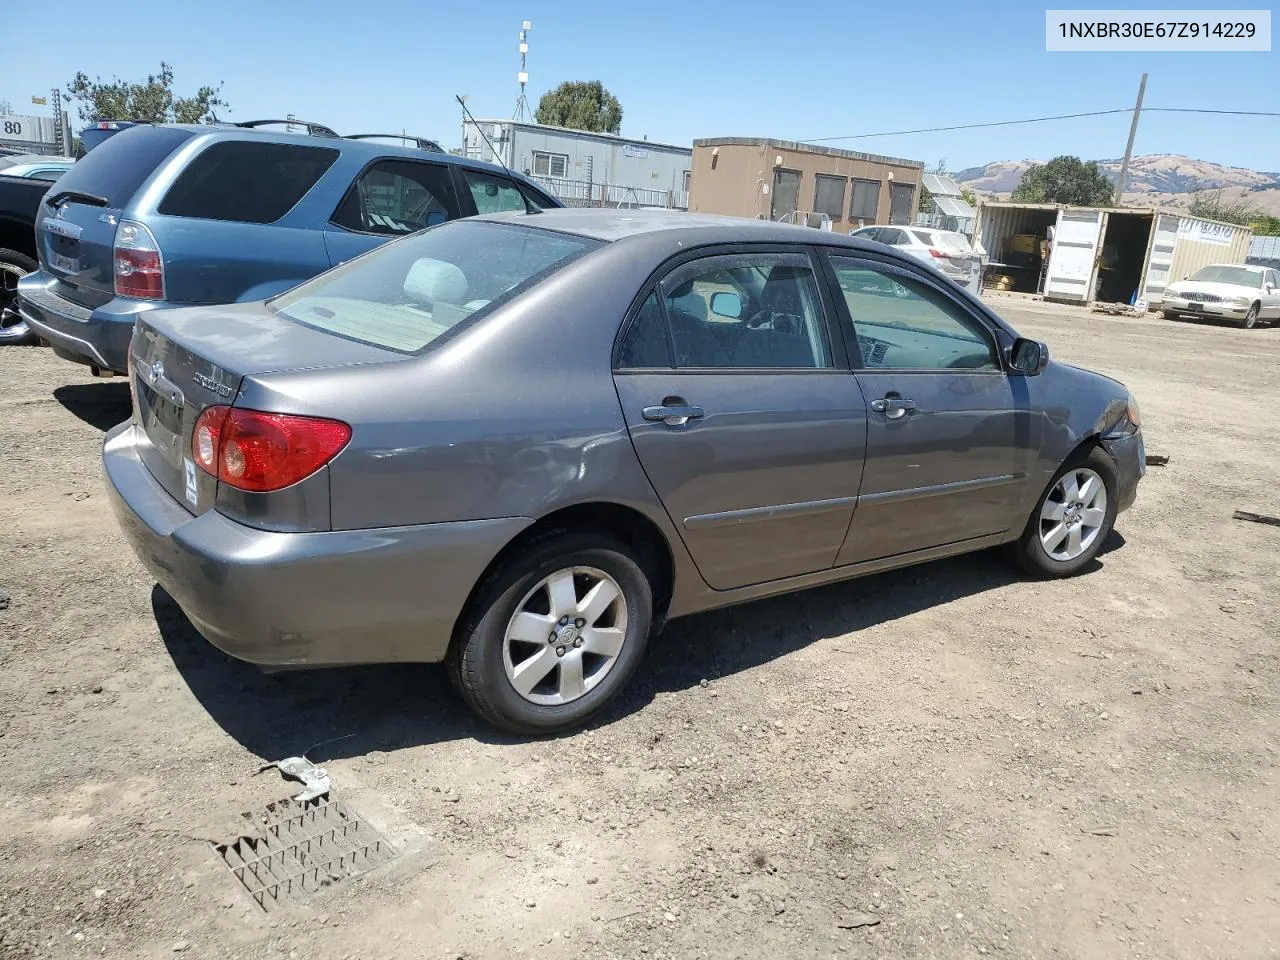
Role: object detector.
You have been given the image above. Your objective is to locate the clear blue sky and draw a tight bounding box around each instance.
[7,0,1278,172]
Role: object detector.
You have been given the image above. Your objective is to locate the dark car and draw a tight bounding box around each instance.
[0,174,52,344]
[18,122,560,376]
[104,210,1144,735]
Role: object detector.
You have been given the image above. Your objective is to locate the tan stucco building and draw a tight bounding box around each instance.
[689,137,925,229]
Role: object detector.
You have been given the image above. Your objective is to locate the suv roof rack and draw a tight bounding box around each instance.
[345,133,445,154]
[235,119,340,138]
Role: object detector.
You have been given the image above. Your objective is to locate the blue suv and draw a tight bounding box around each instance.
[19,122,560,375]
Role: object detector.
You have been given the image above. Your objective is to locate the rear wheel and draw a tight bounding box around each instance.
[0,249,38,346]
[448,530,653,735]
[1162,309,1179,321]
[1009,446,1118,578]
[1240,302,1260,330]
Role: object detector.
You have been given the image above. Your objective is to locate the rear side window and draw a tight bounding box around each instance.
[51,126,193,207]
[912,230,936,245]
[158,141,339,223]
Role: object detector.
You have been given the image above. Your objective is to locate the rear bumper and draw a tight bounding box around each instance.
[16,272,157,374]
[103,421,532,667]
[1101,428,1144,514]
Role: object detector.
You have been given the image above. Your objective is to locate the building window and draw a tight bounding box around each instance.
[813,175,846,220]
[532,151,569,178]
[849,179,881,222]
[683,170,691,193]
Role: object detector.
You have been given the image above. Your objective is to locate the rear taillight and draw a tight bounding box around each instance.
[928,248,948,259]
[114,220,165,300]
[192,406,351,493]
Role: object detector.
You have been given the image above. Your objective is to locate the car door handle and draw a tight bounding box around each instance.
[642,402,705,427]
[870,397,917,419]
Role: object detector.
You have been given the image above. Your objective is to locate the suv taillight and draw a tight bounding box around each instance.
[928,248,948,259]
[114,220,165,299]
[192,406,351,493]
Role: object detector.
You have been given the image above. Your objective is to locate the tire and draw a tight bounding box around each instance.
[1162,310,1179,321]
[0,248,39,346]
[1008,446,1119,579]
[448,529,654,735]
[1240,302,1260,330]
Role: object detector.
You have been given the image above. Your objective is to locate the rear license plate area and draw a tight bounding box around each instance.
[137,377,184,464]
[48,233,80,274]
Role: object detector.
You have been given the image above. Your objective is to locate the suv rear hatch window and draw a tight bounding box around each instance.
[53,125,193,208]
[270,220,601,353]
[158,141,339,223]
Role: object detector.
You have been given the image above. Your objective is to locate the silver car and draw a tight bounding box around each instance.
[105,210,1145,734]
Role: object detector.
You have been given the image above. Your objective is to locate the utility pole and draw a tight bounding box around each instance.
[1114,72,1147,206]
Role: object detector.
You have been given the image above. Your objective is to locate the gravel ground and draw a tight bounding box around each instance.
[1,301,1277,960]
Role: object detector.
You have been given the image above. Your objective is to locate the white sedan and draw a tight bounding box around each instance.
[1162,264,1280,329]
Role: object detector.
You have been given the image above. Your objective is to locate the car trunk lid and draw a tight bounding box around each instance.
[130,303,401,514]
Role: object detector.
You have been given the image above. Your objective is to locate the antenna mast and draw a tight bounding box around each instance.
[513,20,532,122]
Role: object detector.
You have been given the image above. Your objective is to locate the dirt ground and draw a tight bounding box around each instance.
[1,301,1277,960]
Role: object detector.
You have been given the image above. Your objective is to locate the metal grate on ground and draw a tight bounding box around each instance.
[214,796,397,912]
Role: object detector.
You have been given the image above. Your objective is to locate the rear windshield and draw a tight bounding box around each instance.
[912,230,936,245]
[52,126,192,207]
[159,141,339,223]
[1188,265,1262,286]
[271,220,601,353]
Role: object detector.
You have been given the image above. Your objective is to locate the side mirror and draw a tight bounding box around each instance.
[709,291,743,319]
[1009,337,1049,375]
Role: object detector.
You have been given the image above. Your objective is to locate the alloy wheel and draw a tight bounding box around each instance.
[502,566,628,706]
[0,262,25,330]
[1039,467,1107,562]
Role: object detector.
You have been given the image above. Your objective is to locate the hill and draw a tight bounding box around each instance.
[955,154,1280,215]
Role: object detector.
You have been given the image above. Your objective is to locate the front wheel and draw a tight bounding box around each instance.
[1240,302,1260,330]
[448,531,653,735]
[1008,446,1118,578]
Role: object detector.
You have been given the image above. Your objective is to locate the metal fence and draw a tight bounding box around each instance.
[531,175,688,210]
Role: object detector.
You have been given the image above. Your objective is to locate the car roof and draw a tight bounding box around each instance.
[0,154,71,167]
[159,124,534,180]
[474,207,889,251]
[1205,262,1264,271]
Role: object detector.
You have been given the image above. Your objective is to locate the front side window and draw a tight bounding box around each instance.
[830,257,997,371]
[463,170,530,215]
[532,151,569,178]
[813,175,847,220]
[271,221,599,353]
[159,141,339,223]
[652,253,832,369]
[849,178,880,221]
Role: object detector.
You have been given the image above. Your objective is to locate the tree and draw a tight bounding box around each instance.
[961,187,978,208]
[1188,189,1258,226]
[67,62,228,125]
[1011,156,1114,205]
[535,81,622,134]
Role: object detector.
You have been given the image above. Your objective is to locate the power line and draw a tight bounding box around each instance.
[800,106,1280,144]
[800,109,1130,143]
[1144,107,1280,117]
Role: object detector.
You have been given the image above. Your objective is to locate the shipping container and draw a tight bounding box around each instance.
[972,201,1253,308]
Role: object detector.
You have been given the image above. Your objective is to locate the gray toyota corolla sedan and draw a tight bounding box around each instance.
[104,209,1144,734]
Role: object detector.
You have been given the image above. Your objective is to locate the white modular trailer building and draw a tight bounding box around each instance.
[973,201,1254,307]
[463,119,693,209]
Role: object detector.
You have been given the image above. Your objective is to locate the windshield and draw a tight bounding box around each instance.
[1188,266,1262,287]
[271,220,601,353]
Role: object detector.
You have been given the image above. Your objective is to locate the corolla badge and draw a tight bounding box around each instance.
[192,371,233,398]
